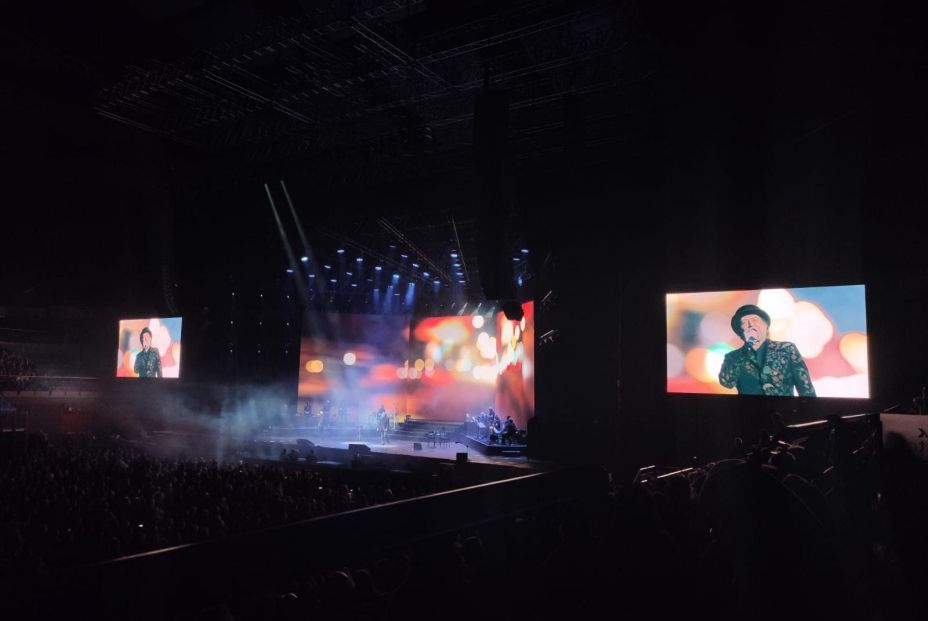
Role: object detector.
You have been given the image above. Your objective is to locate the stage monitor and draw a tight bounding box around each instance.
[666,285,868,398]
[116,317,183,378]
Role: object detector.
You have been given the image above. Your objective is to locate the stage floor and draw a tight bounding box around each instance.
[261,434,547,470]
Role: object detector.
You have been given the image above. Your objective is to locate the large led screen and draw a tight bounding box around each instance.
[407,314,497,422]
[297,304,536,426]
[666,286,868,398]
[298,315,409,425]
[495,302,535,429]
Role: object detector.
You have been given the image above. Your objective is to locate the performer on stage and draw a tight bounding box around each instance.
[378,405,390,444]
[320,399,332,432]
[476,410,488,439]
[502,416,517,445]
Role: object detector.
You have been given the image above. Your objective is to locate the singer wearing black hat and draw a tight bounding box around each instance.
[133,327,162,378]
[718,304,815,396]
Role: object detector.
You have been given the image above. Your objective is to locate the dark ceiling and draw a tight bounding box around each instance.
[90,0,644,181]
[3,0,648,309]
[2,0,921,316]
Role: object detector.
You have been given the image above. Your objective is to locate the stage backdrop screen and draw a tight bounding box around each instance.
[297,304,535,426]
[495,301,535,430]
[407,314,497,422]
[116,317,183,378]
[297,314,410,425]
[666,285,868,398]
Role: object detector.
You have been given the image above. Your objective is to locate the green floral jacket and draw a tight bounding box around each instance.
[134,347,162,378]
[718,340,816,396]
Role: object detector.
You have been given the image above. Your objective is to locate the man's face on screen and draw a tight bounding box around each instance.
[141,332,152,350]
[739,314,768,346]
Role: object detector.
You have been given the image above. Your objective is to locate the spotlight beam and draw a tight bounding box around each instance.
[277,180,326,300]
[449,215,471,284]
[264,183,305,306]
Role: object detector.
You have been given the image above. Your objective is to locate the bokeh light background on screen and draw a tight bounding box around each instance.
[496,302,534,429]
[298,315,409,424]
[666,286,868,397]
[407,314,495,419]
[116,317,183,378]
[298,303,535,427]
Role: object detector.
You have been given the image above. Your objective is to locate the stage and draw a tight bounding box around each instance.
[256,433,541,469]
[130,417,545,476]
[462,434,529,457]
[254,417,534,465]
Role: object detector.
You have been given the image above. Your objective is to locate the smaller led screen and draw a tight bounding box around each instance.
[116,317,183,378]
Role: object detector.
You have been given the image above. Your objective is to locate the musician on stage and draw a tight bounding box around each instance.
[320,399,333,433]
[476,410,488,439]
[377,405,390,444]
[487,415,502,444]
[502,416,517,445]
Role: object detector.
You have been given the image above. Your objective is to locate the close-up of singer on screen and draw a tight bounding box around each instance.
[718,304,816,396]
